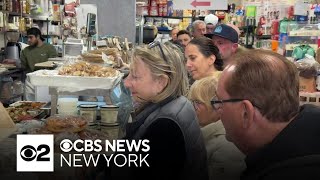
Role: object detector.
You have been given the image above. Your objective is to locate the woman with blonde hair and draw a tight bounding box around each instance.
[189,76,245,180]
[90,41,208,180]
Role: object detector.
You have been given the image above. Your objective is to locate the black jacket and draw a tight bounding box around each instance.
[241,104,320,180]
[92,96,208,180]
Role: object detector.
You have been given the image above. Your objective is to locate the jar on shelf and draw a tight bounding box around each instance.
[19,17,25,32]
[5,0,12,12]
[25,18,31,30]
[12,80,23,95]
[25,0,30,14]
[79,104,98,124]
[22,0,26,14]
[100,105,119,124]
[100,123,120,140]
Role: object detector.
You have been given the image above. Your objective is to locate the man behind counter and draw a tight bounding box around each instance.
[21,27,57,73]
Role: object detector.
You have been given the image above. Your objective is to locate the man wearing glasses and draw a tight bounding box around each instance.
[214,49,320,179]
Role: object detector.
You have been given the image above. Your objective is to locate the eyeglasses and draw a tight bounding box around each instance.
[148,41,168,63]
[211,97,261,110]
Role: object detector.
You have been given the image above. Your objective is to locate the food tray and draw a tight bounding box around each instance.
[7,101,47,123]
[0,63,16,69]
[27,70,123,90]
[9,101,46,108]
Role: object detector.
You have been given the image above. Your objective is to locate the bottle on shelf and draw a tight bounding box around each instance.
[16,0,21,13]
[26,0,31,14]
[6,0,12,12]
[19,17,25,32]
[22,0,26,14]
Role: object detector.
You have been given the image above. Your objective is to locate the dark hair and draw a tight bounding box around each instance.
[188,37,223,71]
[177,30,192,38]
[27,27,44,41]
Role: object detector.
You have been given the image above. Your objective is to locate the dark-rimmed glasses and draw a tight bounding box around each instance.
[148,41,168,63]
[211,98,261,110]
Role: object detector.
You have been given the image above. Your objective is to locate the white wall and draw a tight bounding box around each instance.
[80,0,136,43]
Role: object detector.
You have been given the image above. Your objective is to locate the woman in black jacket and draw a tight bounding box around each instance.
[89,41,208,180]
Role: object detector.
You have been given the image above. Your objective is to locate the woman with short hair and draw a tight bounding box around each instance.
[98,41,208,180]
[188,76,245,180]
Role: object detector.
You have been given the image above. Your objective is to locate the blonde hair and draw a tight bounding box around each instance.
[188,76,218,110]
[132,43,189,103]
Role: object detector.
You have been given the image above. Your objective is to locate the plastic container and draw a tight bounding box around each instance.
[79,104,98,124]
[100,105,119,124]
[100,123,120,140]
[58,97,78,116]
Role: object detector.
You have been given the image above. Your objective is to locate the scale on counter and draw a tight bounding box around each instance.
[63,38,83,57]
[86,13,97,51]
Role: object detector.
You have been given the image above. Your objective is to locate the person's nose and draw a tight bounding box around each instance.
[124,76,131,89]
[186,60,192,70]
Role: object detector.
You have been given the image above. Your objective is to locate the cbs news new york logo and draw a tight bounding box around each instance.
[16,134,54,172]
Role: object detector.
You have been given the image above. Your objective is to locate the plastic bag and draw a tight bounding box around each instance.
[295,54,320,78]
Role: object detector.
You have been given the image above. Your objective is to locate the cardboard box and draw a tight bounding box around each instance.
[299,76,317,92]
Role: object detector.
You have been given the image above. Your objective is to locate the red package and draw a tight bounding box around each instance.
[150,6,158,16]
[64,2,77,17]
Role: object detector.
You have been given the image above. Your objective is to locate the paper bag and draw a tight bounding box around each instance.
[0,102,16,141]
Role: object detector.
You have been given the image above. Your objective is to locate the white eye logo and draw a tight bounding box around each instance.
[20,145,37,161]
[60,139,73,152]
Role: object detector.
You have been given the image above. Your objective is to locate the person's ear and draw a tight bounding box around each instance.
[232,43,238,53]
[242,100,255,129]
[156,75,169,93]
[208,54,216,66]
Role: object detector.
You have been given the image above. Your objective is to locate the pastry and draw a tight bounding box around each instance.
[46,115,87,133]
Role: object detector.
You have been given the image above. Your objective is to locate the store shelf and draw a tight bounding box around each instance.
[288,35,320,37]
[2,11,31,17]
[43,34,61,37]
[286,44,318,51]
[51,20,61,24]
[144,15,193,19]
[257,35,272,39]
[289,31,320,36]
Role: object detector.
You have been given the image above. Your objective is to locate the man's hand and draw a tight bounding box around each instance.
[2,59,16,64]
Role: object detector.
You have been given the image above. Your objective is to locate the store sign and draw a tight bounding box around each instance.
[172,0,228,10]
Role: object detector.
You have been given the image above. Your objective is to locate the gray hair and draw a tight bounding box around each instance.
[192,20,206,32]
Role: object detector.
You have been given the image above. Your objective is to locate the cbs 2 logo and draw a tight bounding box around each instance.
[20,144,51,162]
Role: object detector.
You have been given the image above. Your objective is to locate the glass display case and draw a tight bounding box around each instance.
[285,23,320,60]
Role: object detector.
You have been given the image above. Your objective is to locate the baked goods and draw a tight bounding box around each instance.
[46,115,88,133]
[58,61,120,77]
[88,48,119,56]
[79,128,109,141]
[12,102,46,109]
[6,101,46,122]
